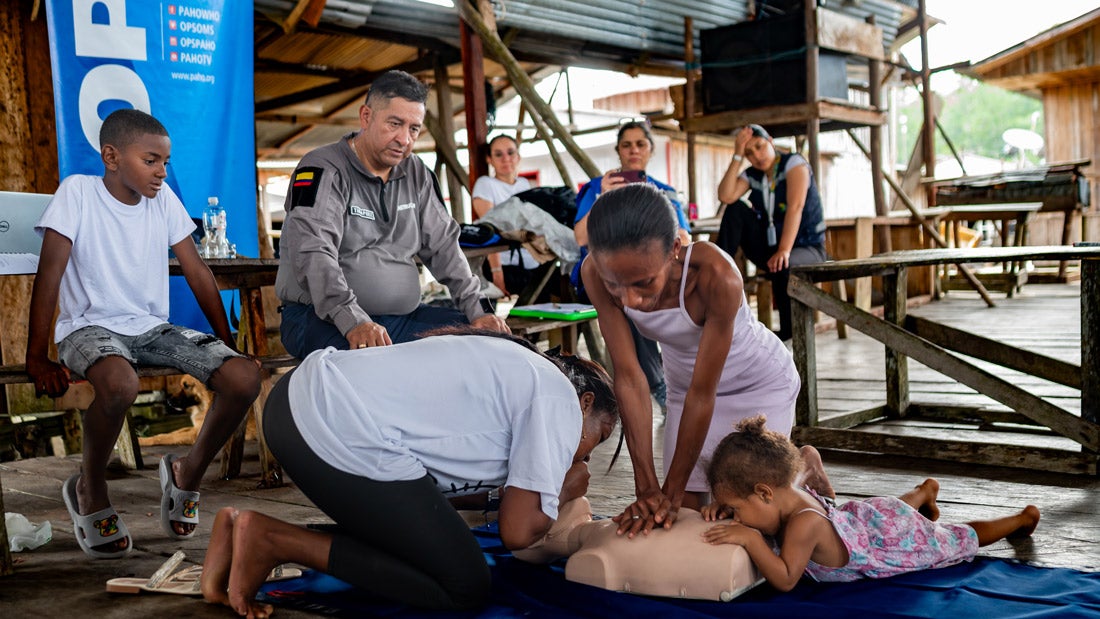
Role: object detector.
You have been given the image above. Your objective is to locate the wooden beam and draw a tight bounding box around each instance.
[906,315,1081,389]
[457,0,601,179]
[1084,258,1099,425]
[866,15,887,223]
[460,24,488,189]
[883,269,909,417]
[282,0,326,33]
[255,54,444,114]
[788,277,1100,450]
[682,101,885,134]
[423,110,470,193]
[684,16,698,209]
[434,58,466,222]
[793,426,1097,475]
[804,0,821,181]
[918,0,936,197]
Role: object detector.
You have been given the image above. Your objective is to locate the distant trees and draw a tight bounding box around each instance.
[895,75,1044,167]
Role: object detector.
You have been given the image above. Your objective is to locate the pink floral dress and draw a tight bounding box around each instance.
[802,489,979,582]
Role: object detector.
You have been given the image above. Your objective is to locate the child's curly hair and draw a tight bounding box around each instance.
[705,415,803,498]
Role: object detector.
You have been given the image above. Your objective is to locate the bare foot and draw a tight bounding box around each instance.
[916,478,940,522]
[227,511,280,619]
[899,477,941,521]
[1008,505,1041,539]
[798,445,836,500]
[201,507,238,607]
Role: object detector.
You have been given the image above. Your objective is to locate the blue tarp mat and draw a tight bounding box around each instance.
[257,524,1100,618]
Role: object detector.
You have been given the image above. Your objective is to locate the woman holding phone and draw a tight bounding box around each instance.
[572,120,691,416]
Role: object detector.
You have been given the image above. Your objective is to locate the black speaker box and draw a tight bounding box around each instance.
[701,13,849,114]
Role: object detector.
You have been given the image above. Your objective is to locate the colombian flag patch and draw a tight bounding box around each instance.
[289,167,324,209]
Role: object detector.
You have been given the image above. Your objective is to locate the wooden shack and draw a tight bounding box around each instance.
[965,7,1100,243]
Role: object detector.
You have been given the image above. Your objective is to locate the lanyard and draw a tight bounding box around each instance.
[762,158,781,246]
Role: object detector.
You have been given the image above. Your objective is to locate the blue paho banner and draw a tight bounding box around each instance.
[45,0,256,331]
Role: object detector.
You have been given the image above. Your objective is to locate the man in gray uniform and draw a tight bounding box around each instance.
[276,70,509,357]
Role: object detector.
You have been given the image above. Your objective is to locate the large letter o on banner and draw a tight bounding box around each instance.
[77,64,151,153]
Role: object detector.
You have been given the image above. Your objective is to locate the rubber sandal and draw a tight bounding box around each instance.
[62,473,133,560]
[159,454,200,539]
[106,550,303,595]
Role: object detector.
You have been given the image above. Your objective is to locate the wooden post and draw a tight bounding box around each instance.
[457,0,601,179]
[531,112,574,190]
[516,103,528,147]
[0,1,58,192]
[883,268,909,418]
[1083,258,1098,425]
[460,19,489,185]
[433,58,466,221]
[684,17,698,209]
[424,110,470,191]
[866,15,887,222]
[793,283,818,428]
[804,0,821,181]
[918,0,935,203]
[854,216,874,310]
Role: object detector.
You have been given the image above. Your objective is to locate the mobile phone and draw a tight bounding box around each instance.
[610,169,646,184]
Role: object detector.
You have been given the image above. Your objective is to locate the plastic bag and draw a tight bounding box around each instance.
[6,512,52,552]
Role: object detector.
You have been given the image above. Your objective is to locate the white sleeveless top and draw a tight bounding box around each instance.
[623,243,798,400]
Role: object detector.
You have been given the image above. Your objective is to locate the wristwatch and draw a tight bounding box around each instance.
[486,486,503,511]
[732,154,744,162]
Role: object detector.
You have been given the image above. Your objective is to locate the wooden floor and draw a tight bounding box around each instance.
[0,282,1095,617]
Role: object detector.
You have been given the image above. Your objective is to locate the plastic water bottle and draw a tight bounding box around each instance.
[203,197,229,258]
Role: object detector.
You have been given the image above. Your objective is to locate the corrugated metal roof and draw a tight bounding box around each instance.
[251,1,919,157]
[257,0,914,68]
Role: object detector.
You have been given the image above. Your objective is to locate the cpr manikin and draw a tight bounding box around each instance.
[513,498,763,601]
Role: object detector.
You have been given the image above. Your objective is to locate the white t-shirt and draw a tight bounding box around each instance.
[36,175,196,342]
[472,175,538,268]
[288,335,581,519]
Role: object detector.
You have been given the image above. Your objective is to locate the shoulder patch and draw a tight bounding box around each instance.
[289,167,324,209]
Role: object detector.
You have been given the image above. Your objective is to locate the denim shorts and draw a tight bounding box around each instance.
[58,323,243,383]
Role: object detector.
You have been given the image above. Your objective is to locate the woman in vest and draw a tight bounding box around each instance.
[716,124,826,341]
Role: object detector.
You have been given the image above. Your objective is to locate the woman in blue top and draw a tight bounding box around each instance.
[716,124,826,341]
[573,121,691,414]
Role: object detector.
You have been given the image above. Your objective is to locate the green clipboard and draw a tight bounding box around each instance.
[508,303,597,321]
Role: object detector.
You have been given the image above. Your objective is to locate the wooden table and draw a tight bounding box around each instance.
[925,203,1042,296]
[170,258,286,487]
[789,245,1100,475]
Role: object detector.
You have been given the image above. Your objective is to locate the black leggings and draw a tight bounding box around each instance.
[263,371,491,610]
[717,203,827,340]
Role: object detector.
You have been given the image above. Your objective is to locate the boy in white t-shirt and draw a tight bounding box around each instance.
[25,109,261,559]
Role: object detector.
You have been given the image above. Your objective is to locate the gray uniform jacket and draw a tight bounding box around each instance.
[275,134,487,336]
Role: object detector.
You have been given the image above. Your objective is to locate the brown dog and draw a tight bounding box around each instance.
[139,375,257,446]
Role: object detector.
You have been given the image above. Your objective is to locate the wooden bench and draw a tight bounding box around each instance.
[0,355,297,469]
[506,314,596,356]
[789,245,1100,475]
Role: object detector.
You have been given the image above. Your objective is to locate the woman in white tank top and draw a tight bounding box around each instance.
[580,183,800,538]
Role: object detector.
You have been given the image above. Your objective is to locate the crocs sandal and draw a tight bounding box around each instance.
[106,550,303,595]
[62,473,133,560]
[159,455,200,539]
